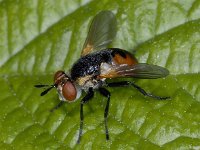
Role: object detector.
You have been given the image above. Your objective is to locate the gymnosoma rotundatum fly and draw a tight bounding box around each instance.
[35,10,170,143]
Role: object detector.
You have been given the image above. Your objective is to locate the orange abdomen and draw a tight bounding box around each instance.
[111,49,138,65]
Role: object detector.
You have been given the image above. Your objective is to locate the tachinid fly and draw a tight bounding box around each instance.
[35,10,170,143]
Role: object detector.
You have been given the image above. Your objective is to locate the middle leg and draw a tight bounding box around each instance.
[99,87,111,140]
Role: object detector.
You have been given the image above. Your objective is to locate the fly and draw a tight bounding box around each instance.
[35,10,170,143]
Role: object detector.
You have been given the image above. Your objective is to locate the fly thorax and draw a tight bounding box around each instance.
[76,75,103,90]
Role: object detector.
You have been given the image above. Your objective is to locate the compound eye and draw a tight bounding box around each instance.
[54,70,65,82]
[62,81,77,102]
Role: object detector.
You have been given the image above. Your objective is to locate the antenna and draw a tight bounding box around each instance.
[34,84,55,96]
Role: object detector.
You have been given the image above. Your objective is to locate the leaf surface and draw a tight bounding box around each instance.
[0,0,200,149]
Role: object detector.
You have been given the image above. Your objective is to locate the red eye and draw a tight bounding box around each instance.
[54,70,65,82]
[62,81,77,101]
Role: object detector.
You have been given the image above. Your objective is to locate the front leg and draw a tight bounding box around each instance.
[107,81,169,100]
[50,101,64,112]
[77,87,94,144]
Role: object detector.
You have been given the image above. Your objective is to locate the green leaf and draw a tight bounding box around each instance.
[0,0,200,149]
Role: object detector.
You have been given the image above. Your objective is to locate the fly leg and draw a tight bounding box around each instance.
[50,101,65,112]
[77,87,94,144]
[107,81,169,100]
[99,88,111,140]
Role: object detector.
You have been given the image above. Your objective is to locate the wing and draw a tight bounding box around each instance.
[99,63,169,79]
[81,10,117,56]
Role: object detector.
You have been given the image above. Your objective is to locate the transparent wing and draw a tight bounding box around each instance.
[100,63,169,79]
[81,10,117,56]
